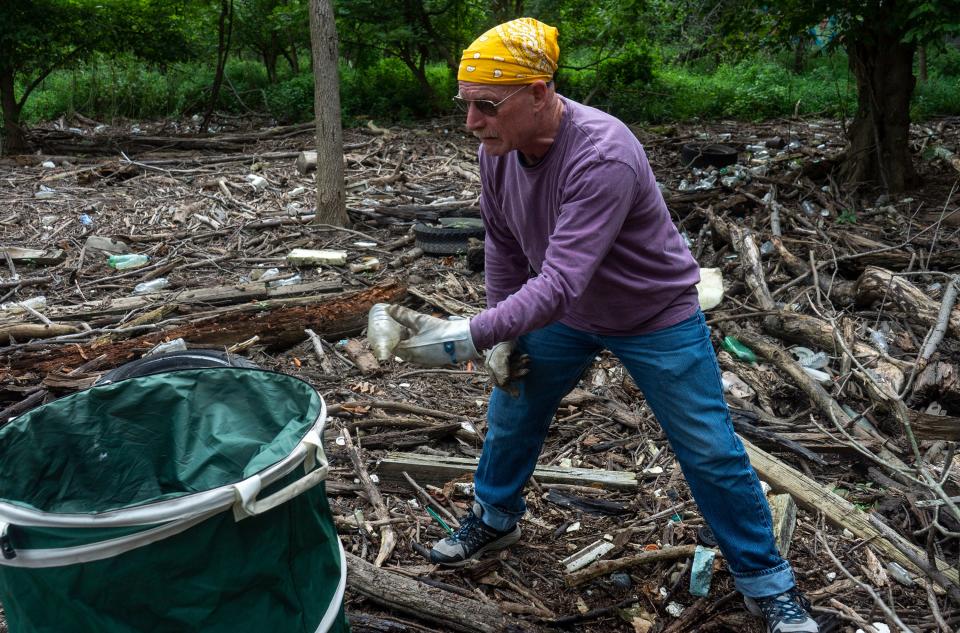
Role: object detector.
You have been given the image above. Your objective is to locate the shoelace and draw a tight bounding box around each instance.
[755,590,810,624]
[451,512,495,550]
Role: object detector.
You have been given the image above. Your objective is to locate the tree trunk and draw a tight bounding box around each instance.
[0,70,27,154]
[202,0,235,132]
[841,33,918,192]
[308,0,349,226]
[262,49,279,84]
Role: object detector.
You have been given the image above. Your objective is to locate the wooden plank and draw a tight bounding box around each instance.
[741,436,959,587]
[768,493,797,557]
[377,452,638,490]
[0,247,65,265]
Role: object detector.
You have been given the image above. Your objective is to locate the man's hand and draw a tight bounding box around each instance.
[484,340,531,396]
[381,304,479,367]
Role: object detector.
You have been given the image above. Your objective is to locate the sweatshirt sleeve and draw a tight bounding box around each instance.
[470,158,638,350]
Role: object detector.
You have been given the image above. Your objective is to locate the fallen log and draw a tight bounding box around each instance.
[856,266,960,338]
[0,323,81,344]
[762,312,906,396]
[9,281,405,375]
[741,437,960,592]
[346,551,545,633]
[908,410,960,441]
[22,279,342,322]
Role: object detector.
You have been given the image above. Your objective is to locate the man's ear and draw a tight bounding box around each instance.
[530,80,551,109]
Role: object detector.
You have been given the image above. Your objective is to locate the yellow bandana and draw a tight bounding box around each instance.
[458,18,559,85]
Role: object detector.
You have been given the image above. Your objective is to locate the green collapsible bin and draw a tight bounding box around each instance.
[0,367,349,633]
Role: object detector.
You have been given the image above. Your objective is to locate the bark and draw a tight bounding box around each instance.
[346,551,545,633]
[308,0,349,226]
[841,28,918,192]
[0,69,26,154]
[202,0,235,132]
[7,281,405,376]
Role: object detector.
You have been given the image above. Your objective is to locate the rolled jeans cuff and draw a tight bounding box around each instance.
[474,497,523,532]
[730,560,795,598]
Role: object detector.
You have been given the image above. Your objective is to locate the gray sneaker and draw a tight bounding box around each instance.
[429,502,521,566]
[744,589,819,633]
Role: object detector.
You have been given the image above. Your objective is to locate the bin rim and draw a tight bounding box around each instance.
[0,371,328,529]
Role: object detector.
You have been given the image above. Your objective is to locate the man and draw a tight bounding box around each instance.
[367,17,818,633]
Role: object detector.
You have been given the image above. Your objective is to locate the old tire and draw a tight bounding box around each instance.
[680,143,738,169]
[414,220,485,255]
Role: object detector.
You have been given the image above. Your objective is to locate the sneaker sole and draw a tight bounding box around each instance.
[432,528,522,567]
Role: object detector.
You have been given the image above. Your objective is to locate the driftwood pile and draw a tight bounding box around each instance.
[0,112,959,633]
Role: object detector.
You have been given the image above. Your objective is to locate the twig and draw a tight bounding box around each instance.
[816,529,913,633]
[339,426,397,567]
[401,470,460,529]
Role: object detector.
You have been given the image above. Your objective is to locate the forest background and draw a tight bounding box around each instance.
[3,0,960,139]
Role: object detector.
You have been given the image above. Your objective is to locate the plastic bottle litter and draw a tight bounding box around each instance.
[722,336,757,364]
[367,303,404,361]
[107,254,149,270]
[146,338,187,356]
[133,278,170,295]
[1,296,47,313]
[254,267,281,282]
[885,561,914,587]
[34,186,56,200]
[688,545,717,597]
[268,274,301,288]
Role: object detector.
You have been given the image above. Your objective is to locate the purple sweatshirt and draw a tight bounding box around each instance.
[469,96,700,351]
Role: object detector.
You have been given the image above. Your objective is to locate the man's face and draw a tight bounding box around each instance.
[457,81,535,157]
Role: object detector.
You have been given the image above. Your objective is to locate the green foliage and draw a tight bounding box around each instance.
[835,209,858,224]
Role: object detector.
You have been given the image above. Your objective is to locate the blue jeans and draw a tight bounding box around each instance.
[473,311,795,597]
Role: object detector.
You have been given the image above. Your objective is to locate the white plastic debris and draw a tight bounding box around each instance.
[245,174,268,190]
[561,539,616,573]
[286,249,347,266]
[146,338,187,356]
[855,624,890,633]
[41,161,56,169]
[665,602,685,617]
[1,296,47,313]
[696,267,724,310]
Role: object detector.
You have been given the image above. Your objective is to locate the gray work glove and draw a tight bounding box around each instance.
[372,304,479,367]
[484,340,531,396]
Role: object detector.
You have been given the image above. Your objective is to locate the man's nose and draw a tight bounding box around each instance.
[465,103,485,130]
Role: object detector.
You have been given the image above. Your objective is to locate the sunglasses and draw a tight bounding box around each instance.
[452,84,532,117]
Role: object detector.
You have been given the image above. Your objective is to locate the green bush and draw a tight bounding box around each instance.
[12,44,960,129]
